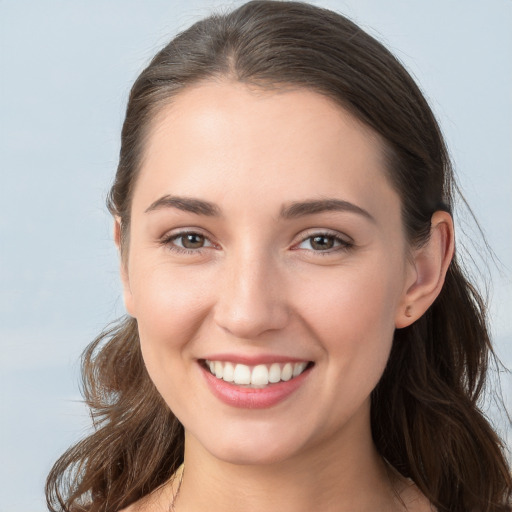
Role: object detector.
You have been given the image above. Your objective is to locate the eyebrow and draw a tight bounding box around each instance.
[145,195,221,216]
[145,194,374,222]
[280,198,375,222]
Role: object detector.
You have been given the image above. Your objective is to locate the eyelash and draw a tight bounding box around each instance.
[159,231,215,255]
[159,230,354,256]
[294,231,354,255]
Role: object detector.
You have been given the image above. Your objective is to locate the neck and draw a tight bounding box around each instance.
[172,414,401,512]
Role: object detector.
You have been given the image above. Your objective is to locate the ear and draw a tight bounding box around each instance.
[114,218,135,317]
[395,211,454,328]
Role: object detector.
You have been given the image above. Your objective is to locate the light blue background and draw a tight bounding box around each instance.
[1,1,511,509]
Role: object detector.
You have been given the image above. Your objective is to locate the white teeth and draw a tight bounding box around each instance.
[268,363,281,383]
[222,362,235,382]
[251,365,269,386]
[233,364,251,385]
[281,363,293,381]
[293,362,307,377]
[214,361,223,379]
[205,360,310,387]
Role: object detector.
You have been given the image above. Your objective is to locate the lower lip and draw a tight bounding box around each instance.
[200,363,312,409]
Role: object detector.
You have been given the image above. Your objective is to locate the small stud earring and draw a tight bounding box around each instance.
[405,305,413,318]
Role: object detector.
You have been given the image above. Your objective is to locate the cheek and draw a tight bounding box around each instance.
[297,262,401,332]
[292,262,401,376]
[129,264,217,414]
[130,263,215,356]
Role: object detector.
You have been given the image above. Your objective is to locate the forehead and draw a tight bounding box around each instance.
[133,81,399,221]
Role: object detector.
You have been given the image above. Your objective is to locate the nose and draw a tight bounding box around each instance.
[213,250,290,340]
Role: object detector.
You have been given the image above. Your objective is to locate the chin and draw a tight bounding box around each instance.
[209,441,299,466]
[187,420,313,466]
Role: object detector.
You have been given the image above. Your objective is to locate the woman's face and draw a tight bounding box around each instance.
[121,82,416,465]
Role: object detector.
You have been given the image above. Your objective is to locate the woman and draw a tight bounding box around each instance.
[46,1,512,511]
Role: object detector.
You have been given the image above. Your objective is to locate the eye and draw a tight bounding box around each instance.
[295,232,353,253]
[176,233,208,249]
[161,231,215,254]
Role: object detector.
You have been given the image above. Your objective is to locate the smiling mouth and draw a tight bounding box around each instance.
[201,359,314,388]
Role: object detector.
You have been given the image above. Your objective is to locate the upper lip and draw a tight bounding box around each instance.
[200,354,312,365]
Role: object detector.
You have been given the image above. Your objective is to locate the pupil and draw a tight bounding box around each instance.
[312,236,333,250]
[183,234,204,248]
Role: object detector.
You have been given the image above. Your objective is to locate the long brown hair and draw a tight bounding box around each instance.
[46,2,511,511]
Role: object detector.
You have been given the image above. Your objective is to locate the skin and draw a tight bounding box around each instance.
[118,81,453,511]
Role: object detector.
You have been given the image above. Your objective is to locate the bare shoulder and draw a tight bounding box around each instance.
[118,499,147,512]
[117,494,164,512]
[117,496,157,512]
[397,479,436,512]
[117,474,178,512]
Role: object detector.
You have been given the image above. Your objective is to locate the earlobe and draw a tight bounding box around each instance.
[113,219,136,318]
[395,211,454,328]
